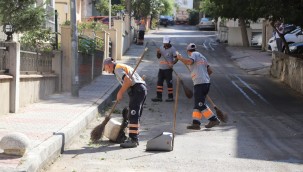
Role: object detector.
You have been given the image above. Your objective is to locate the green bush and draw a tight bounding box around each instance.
[78,21,106,34]
[78,36,95,55]
[77,21,105,55]
[20,28,55,52]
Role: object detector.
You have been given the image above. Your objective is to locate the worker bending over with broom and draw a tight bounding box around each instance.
[176,43,220,129]
[103,58,147,148]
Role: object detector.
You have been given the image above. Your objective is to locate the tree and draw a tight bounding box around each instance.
[132,0,173,19]
[95,0,125,16]
[201,0,303,51]
[260,0,303,53]
[0,0,47,33]
[95,0,110,15]
[200,0,263,47]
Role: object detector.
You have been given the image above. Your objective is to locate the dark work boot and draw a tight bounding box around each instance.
[151,97,162,102]
[120,138,139,148]
[187,123,201,130]
[205,119,220,128]
[165,98,174,102]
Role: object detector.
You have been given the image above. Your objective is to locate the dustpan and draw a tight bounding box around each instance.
[146,132,173,151]
[146,78,180,151]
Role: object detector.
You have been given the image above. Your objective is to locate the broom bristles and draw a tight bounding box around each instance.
[214,107,228,123]
[180,80,193,99]
[90,116,111,142]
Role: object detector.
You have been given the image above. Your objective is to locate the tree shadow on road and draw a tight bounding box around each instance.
[62,140,122,156]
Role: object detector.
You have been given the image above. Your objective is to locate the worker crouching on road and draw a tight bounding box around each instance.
[103,58,147,148]
[176,43,220,129]
[151,36,178,102]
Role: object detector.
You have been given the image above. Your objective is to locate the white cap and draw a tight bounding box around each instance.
[163,36,170,43]
[186,43,196,50]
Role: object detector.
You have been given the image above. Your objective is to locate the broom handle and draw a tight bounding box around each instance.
[206,95,216,108]
[131,47,148,77]
[172,77,180,150]
[106,100,119,118]
[161,54,182,80]
[178,52,217,108]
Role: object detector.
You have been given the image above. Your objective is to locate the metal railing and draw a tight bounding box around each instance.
[0,47,8,73]
[20,50,53,74]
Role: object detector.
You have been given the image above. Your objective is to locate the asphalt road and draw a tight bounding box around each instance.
[43,25,303,172]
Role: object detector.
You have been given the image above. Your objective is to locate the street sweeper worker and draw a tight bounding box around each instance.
[103,57,147,148]
[176,43,220,129]
[151,36,178,102]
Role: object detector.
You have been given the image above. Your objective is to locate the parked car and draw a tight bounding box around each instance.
[159,16,168,26]
[166,16,175,25]
[159,16,174,26]
[87,16,107,22]
[289,42,303,54]
[197,17,215,30]
[251,32,262,47]
[267,27,303,51]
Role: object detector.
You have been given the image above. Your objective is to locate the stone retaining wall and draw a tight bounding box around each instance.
[19,74,58,108]
[0,75,12,115]
[270,51,303,94]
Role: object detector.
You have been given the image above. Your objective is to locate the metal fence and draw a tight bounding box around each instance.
[0,47,8,73]
[20,51,53,74]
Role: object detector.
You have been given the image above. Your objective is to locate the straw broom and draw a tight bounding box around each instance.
[177,51,228,123]
[90,47,148,142]
[170,68,193,99]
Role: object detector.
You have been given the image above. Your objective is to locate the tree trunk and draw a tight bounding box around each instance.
[262,20,267,51]
[239,18,249,47]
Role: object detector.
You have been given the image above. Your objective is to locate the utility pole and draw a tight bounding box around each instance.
[126,0,131,31]
[55,10,58,50]
[126,0,131,17]
[109,0,111,29]
[70,0,79,97]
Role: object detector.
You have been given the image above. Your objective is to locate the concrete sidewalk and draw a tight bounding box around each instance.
[226,46,273,75]
[0,42,147,172]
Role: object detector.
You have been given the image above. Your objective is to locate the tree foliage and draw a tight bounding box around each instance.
[200,0,303,50]
[95,0,125,16]
[0,0,47,33]
[201,0,303,28]
[261,0,303,28]
[200,0,263,46]
[200,0,264,23]
[132,0,173,19]
[94,0,174,29]
[20,28,54,52]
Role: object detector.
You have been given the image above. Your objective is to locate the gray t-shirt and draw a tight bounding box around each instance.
[139,24,146,31]
[189,52,210,85]
[158,46,177,70]
[114,63,145,87]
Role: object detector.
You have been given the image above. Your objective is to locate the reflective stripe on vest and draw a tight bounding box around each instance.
[128,123,140,128]
[202,106,213,119]
[192,109,202,120]
[128,123,140,134]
